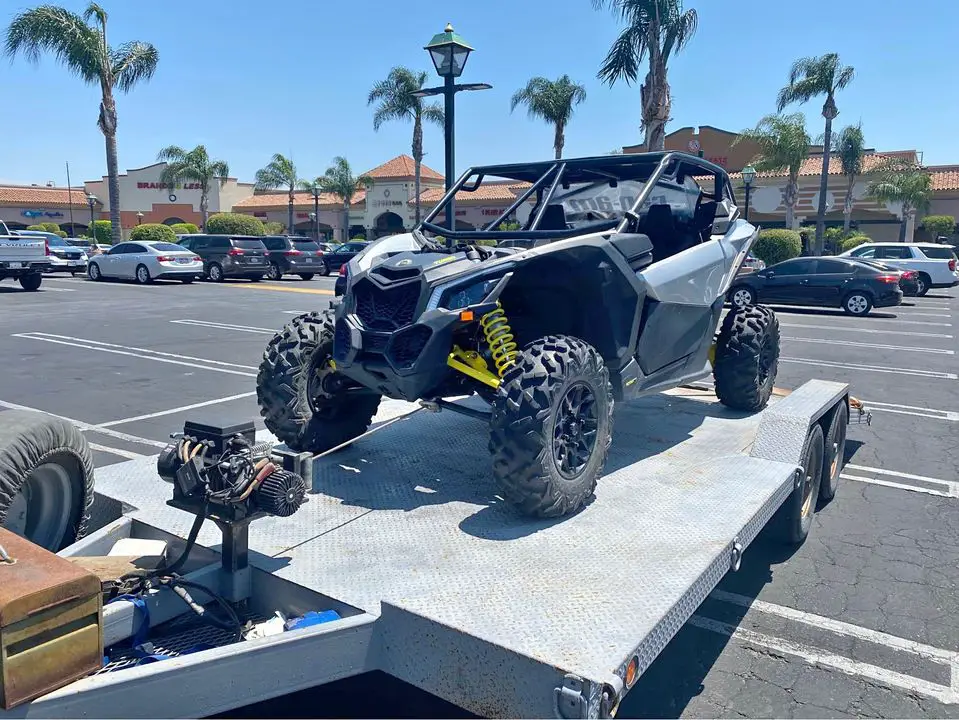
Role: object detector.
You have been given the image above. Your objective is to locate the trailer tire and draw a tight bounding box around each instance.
[713,304,780,412]
[771,423,824,545]
[0,410,95,551]
[257,310,381,453]
[819,401,848,503]
[489,335,614,518]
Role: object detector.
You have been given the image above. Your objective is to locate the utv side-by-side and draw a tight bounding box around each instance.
[256,151,781,518]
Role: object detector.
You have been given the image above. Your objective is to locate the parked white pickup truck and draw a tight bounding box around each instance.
[0,220,52,291]
[839,241,959,296]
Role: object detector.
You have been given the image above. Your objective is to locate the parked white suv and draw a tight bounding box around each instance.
[838,242,958,296]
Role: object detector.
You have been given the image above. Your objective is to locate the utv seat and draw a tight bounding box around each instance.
[640,204,679,261]
[537,204,570,231]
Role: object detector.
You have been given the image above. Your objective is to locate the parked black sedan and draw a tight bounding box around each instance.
[728,256,903,316]
[847,258,920,296]
[320,241,369,275]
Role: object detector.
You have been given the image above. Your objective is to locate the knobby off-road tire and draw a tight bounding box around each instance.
[770,423,824,545]
[0,409,95,551]
[489,335,614,518]
[257,310,381,453]
[714,304,780,412]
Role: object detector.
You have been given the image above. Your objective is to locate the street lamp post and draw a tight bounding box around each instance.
[741,165,756,222]
[414,24,491,237]
[310,187,321,240]
[85,193,97,234]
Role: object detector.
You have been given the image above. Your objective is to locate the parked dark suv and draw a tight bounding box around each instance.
[176,234,268,282]
[260,236,325,280]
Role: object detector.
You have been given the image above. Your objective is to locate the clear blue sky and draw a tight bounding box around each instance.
[0,0,955,187]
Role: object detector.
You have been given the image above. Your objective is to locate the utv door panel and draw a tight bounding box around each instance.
[640,238,728,306]
[636,299,716,375]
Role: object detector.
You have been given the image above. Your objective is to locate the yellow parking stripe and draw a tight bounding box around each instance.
[225,283,334,296]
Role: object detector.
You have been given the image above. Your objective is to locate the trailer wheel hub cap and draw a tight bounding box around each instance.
[552,382,599,479]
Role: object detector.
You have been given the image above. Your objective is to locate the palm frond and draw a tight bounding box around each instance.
[156,143,228,189]
[420,102,444,126]
[833,122,865,177]
[597,21,644,85]
[836,65,855,91]
[156,145,186,162]
[112,40,158,93]
[4,5,103,84]
[255,153,297,191]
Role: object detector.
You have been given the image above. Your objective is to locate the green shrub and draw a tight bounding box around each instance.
[206,213,265,236]
[25,224,44,231]
[130,223,177,244]
[39,222,62,234]
[351,234,365,241]
[475,238,497,246]
[262,221,285,235]
[170,222,199,235]
[839,233,870,252]
[92,220,112,244]
[752,229,802,266]
[920,214,956,239]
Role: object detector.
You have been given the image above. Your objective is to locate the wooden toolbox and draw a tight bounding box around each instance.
[0,527,103,710]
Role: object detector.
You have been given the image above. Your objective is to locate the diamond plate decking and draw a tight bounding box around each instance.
[86,381,848,718]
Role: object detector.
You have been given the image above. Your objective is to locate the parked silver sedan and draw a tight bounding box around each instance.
[87,241,203,284]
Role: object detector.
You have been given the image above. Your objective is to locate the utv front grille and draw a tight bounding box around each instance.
[388,325,432,369]
[363,333,390,354]
[354,278,420,331]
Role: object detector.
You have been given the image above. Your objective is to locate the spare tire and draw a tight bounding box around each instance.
[0,410,95,551]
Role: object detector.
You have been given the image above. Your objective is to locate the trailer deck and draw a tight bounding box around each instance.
[6,379,849,719]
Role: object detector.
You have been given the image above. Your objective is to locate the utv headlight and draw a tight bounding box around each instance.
[427,274,506,312]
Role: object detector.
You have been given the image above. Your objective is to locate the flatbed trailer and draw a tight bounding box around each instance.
[2,378,852,719]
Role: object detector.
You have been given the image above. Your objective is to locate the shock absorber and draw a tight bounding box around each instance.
[480,301,518,377]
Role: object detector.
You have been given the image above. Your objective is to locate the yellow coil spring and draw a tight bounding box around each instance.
[480,301,518,377]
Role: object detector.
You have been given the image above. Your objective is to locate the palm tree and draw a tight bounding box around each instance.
[733,113,811,231]
[254,154,298,233]
[831,123,865,233]
[510,75,587,159]
[156,145,229,230]
[5,3,158,245]
[317,157,373,243]
[776,54,855,255]
[593,0,698,151]
[867,158,932,243]
[368,67,445,223]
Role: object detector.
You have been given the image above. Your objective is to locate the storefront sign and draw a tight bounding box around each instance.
[136,182,203,190]
[371,199,404,208]
[21,210,64,218]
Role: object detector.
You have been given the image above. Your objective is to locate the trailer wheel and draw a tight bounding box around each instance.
[713,304,780,412]
[819,401,848,503]
[489,335,614,518]
[256,310,381,453]
[771,423,824,545]
[0,410,95,551]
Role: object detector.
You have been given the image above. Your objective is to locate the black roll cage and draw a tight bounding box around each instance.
[417,152,735,242]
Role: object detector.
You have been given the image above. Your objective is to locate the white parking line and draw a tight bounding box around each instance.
[0,399,168,448]
[88,442,147,460]
[283,310,312,314]
[41,287,77,292]
[710,589,958,661]
[861,399,958,422]
[841,464,959,498]
[780,357,958,380]
[781,323,952,339]
[689,614,957,704]
[12,332,257,377]
[783,337,955,355]
[98,391,258,428]
[902,312,953,318]
[170,319,274,334]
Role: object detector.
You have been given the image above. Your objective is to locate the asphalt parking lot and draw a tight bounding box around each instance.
[0,272,956,718]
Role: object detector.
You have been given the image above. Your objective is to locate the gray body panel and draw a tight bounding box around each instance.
[7,380,849,719]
